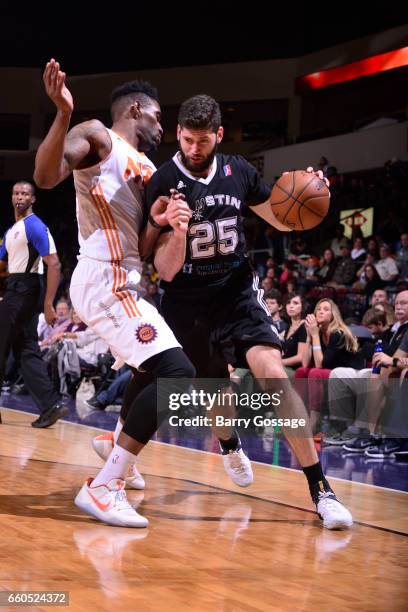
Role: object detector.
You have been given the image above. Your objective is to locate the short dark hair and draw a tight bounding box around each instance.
[110,80,159,119]
[265,289,283,306]
[13,180,35,196]
[178,95,221,132]
[363,311,386,327]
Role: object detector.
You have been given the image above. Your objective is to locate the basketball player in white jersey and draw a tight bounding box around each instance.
[34,59,197,527]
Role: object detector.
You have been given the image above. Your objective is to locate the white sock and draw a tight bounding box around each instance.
[92,444,135,487]
[113,418,123,444]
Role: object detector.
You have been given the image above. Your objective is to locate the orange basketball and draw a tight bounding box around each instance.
[269,170,330,231]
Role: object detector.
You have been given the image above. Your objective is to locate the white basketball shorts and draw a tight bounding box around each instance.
[70,258,180,369]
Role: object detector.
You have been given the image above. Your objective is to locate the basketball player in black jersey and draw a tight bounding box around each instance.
[141,95,353,529]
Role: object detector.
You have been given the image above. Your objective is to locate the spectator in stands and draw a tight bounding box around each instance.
[351,237,366,263]
[360,264,383,296]
[261,277,274,292]
[330,291,408,451]
[363,311,388,339]
[328,245,355,287]
[371,288,389,307]
[38,299,71,347]
[281,293,307,377]
[330,224,350,257]
[295,298,363,432]
[86,365,132,411]
[366,237,380,260]
[362,301,395,329]
[396,232,408,280]
[375,245,399,284]
[315,249,336,284]
[279,259,295,292]
[264,289,288,339]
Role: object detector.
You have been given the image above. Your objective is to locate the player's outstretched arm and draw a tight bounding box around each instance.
[34,59,106,188]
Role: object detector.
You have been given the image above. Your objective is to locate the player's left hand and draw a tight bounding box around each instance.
[166,191,192,233]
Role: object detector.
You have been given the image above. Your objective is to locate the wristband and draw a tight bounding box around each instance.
[392,357,399,368]
[148,214,166,229]
[312,344,322,351]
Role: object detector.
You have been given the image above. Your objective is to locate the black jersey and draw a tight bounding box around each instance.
[145,153,271,293]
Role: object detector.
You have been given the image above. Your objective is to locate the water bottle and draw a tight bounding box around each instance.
[371,339,383,374]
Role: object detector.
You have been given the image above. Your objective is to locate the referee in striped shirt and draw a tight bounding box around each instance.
[0,181,68,427]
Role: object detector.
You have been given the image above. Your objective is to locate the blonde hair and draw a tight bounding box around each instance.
[314,298,359,353]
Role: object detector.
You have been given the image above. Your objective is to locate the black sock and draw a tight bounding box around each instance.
[302,462,332,502]
[219,430,240,454]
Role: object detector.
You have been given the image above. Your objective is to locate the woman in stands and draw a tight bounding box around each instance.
[281,293,308,378]
[295,298,363,433]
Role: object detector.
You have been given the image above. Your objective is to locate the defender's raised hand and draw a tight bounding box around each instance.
[43,58,73,114]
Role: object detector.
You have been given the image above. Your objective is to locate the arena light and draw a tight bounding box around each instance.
[296,47,408,93]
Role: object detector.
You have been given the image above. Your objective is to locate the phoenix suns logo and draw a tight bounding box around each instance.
[135,323,158,344]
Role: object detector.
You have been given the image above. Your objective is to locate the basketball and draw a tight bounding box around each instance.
[269,170,330,231]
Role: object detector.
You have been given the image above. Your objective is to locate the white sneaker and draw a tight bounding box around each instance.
[92,433,145,490]
[316,491,353,530]
[74,477,148,528]
[222,448,254,487]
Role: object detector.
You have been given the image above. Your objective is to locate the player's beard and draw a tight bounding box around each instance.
[180,142,217,174]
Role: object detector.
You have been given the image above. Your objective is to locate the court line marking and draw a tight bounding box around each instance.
[1,451,407,538]
[2,406,407,498]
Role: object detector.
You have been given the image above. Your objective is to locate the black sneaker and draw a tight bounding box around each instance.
[31,402,69,428]
[342,434,381,453]
[85,396,106,410]
[365,438,402,459]
[394,439,408,462]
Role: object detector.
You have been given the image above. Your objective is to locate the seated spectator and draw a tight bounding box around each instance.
[330,224,350,257]
[362,288,395,328]
[363,311,388,339]
[51,308,87,340]
[264,289,288,339]
[396,232,408,280]
[315,249,336,284]
[351,237,366,262]
[366,237,380,260]
[281,293,307,377]
[38,299,71,347]
[86,365,132,410]
[279,260,295,291]
[328,291,408,449]
[296,298,363,432]
[375,245,399,284]
[328,245,355,288]
[355,254,377,284]
[361,264,383,295]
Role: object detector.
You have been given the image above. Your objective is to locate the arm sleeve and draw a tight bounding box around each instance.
[238,156,271,209]
[25,216,57,257]
[0,232,8,261]
[322,331,344,369]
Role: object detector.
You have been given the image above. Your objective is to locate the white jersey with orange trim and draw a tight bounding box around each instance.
[70,127,180,369]
[73,128,155,272]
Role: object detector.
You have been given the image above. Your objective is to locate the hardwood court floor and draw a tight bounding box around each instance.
[0,408,407,612]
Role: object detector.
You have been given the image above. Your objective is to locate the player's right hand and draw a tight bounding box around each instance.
[43,58,73,114]
[166,192,192,233]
